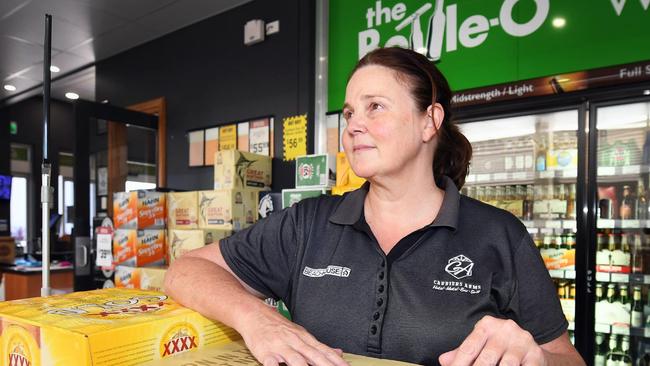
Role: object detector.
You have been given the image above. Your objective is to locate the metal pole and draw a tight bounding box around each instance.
[41,14,52,297]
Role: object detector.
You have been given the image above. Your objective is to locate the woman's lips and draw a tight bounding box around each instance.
[353,145,375,152]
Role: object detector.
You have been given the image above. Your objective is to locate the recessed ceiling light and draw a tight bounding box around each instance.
[50,65,60,73]
[3,84,16,91]
[65,92,79,100]
[552,17,566,28]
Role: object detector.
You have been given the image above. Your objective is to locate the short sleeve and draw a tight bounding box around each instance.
[507,234,569,344]
[219,206,300,301]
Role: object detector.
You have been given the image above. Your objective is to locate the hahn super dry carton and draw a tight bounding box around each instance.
[0,288,240,366]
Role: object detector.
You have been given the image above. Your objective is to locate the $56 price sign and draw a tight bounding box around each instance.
[283,114,307,161]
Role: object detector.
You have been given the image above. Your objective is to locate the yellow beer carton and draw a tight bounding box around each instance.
[198,190,258,231]
[213,150,272,190]
[335,151,365,188]
[167,230,204,264]
[332,185,361,196]
[167,192,198,229]
[0,288,240,366]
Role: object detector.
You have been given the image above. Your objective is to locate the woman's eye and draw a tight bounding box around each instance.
[370,102,383,111]
[343,111,353,120]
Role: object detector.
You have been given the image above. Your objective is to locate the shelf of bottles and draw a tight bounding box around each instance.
[593,101,650,365]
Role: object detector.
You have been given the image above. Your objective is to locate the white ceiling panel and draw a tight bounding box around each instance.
[76,0,178,22]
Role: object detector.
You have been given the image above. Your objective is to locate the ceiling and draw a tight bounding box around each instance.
[0,0,252,105]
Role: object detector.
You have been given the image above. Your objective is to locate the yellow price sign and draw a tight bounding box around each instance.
[219,124,237,151]
[283,114,307,161]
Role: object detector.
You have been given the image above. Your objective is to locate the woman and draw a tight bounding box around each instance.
[164,47,585,366]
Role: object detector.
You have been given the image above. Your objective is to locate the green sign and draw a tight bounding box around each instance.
[329,0,650,111]
[9,121,17,135]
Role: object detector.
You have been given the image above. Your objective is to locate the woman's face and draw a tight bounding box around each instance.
[342,65,433,180]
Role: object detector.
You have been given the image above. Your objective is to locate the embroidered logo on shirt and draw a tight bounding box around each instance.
[445,254,474,279]
[302,265,351,278]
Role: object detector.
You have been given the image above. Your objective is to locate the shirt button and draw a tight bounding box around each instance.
[371,325,377,334]
[378,285,384,293]
[373,312,380,320]
[381,261,385,268]
[378,272,384,280]
[376,298,383,306]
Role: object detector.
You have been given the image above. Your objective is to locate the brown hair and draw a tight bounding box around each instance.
[349,47,472,189]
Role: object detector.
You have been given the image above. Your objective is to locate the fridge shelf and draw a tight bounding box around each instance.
[598,165,649,180]
[523,220,577,230]
[549,269,576,279]
[595,323,631,335]
[465,170,577,185]
[597,219,650,229]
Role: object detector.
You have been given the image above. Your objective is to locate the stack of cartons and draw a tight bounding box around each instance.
[332,151,366,195]
[113,191,168,291]
[282,154,334,208]
[166,191,232,265]
[0,288,240,365]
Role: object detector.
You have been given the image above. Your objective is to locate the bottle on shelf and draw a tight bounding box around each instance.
[631,285,644,328]
[566,184,576,220]
[596,232,611,271]
[619,284,630,308]
[620,185,636,220]
[612,233,631,273]
[596,283,605,303]
[606,334,620,366]
[536,136,548,172]
[523,185,534,220]
[637,178,648,220]
[595,332,606,366]
[632,234,644,274]
[606,284,618,304]
[619,336,632,366]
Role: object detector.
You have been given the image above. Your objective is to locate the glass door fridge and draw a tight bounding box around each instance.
[591,98,650,366]
[458,108,583,345]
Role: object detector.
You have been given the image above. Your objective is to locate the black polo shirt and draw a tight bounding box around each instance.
[220,176,567,366]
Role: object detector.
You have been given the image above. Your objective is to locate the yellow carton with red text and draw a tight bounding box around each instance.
[115,266,167,292]
[335,152,365,188]
[0,288,240,366]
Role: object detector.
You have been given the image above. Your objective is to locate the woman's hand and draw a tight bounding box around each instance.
[238,306,350,366]
[439,316,548,366]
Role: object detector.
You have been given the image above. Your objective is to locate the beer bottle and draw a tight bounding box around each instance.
[632,286,644,328]
[620,336,632,366]
[533,232,543,250]
[569,282,576,300]
[536,136,547,172]
[632,234,644,274]
[566,183,576,220]
[619,284,629,307]
[637,179,648,220]
[607,284,618,304]
[606,334,620,366]
[597,232,611,269]
[566,232,576,251]
[596,283,605,302]
[477,186,486,202]
[620,185,635,220]
[594,332,606,366]
[523,185,534,220]
[558,281,566,299]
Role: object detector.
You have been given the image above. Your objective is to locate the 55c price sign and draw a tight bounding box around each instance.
[283,114,307,161]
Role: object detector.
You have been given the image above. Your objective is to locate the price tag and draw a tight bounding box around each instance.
[283,115,307,161]
[546,220,562,229]
[219,125,237,151]
[595,272,610,282]
[595,323,610,333]
[598,219,615,229]
[622,220,640,228]
[539,170,555,179]
[611,273,629,283]
[622,165,641,175]
[548,270,564,279]
[565,270,576,279]
[476,174,490,182]
[96,226,113,267]
[466,174,476,183]
[562,221,577,230]
[599,167,616,176]
[249,119,270,156]
[562,170,577,178]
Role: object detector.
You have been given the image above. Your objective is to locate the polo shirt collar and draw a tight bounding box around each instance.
[328,175,459,231]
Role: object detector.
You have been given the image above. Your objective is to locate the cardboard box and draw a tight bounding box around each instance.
[198,190,258,231]
[336,152,365,188]
[113,230,165,267]
[213,150,272,190]
[136,229,166,267]
[282,188,330,209]
[113,229,137,266]
[143,339,418,366]
[202,228,231,245]
[0,288,240,366]
[115,266,167,292]
[167,230,204,264]
[295,154,336,188]
[167,192,198,229]
[258,191,283,219]
[113,191,137,229]
[137,191,166,229]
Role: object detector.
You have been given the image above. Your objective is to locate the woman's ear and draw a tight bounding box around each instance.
[422,103,444,142]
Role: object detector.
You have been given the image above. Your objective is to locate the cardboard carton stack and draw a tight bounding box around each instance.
[282,154,334,208]
[332,151,366,195]
[113,190,168,291]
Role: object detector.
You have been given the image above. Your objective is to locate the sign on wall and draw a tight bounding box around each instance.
[283,115,308,161]
[329,0,650,110]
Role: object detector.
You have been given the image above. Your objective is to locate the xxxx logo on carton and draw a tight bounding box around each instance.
[3,324,41,366]
[160,323,200,358]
